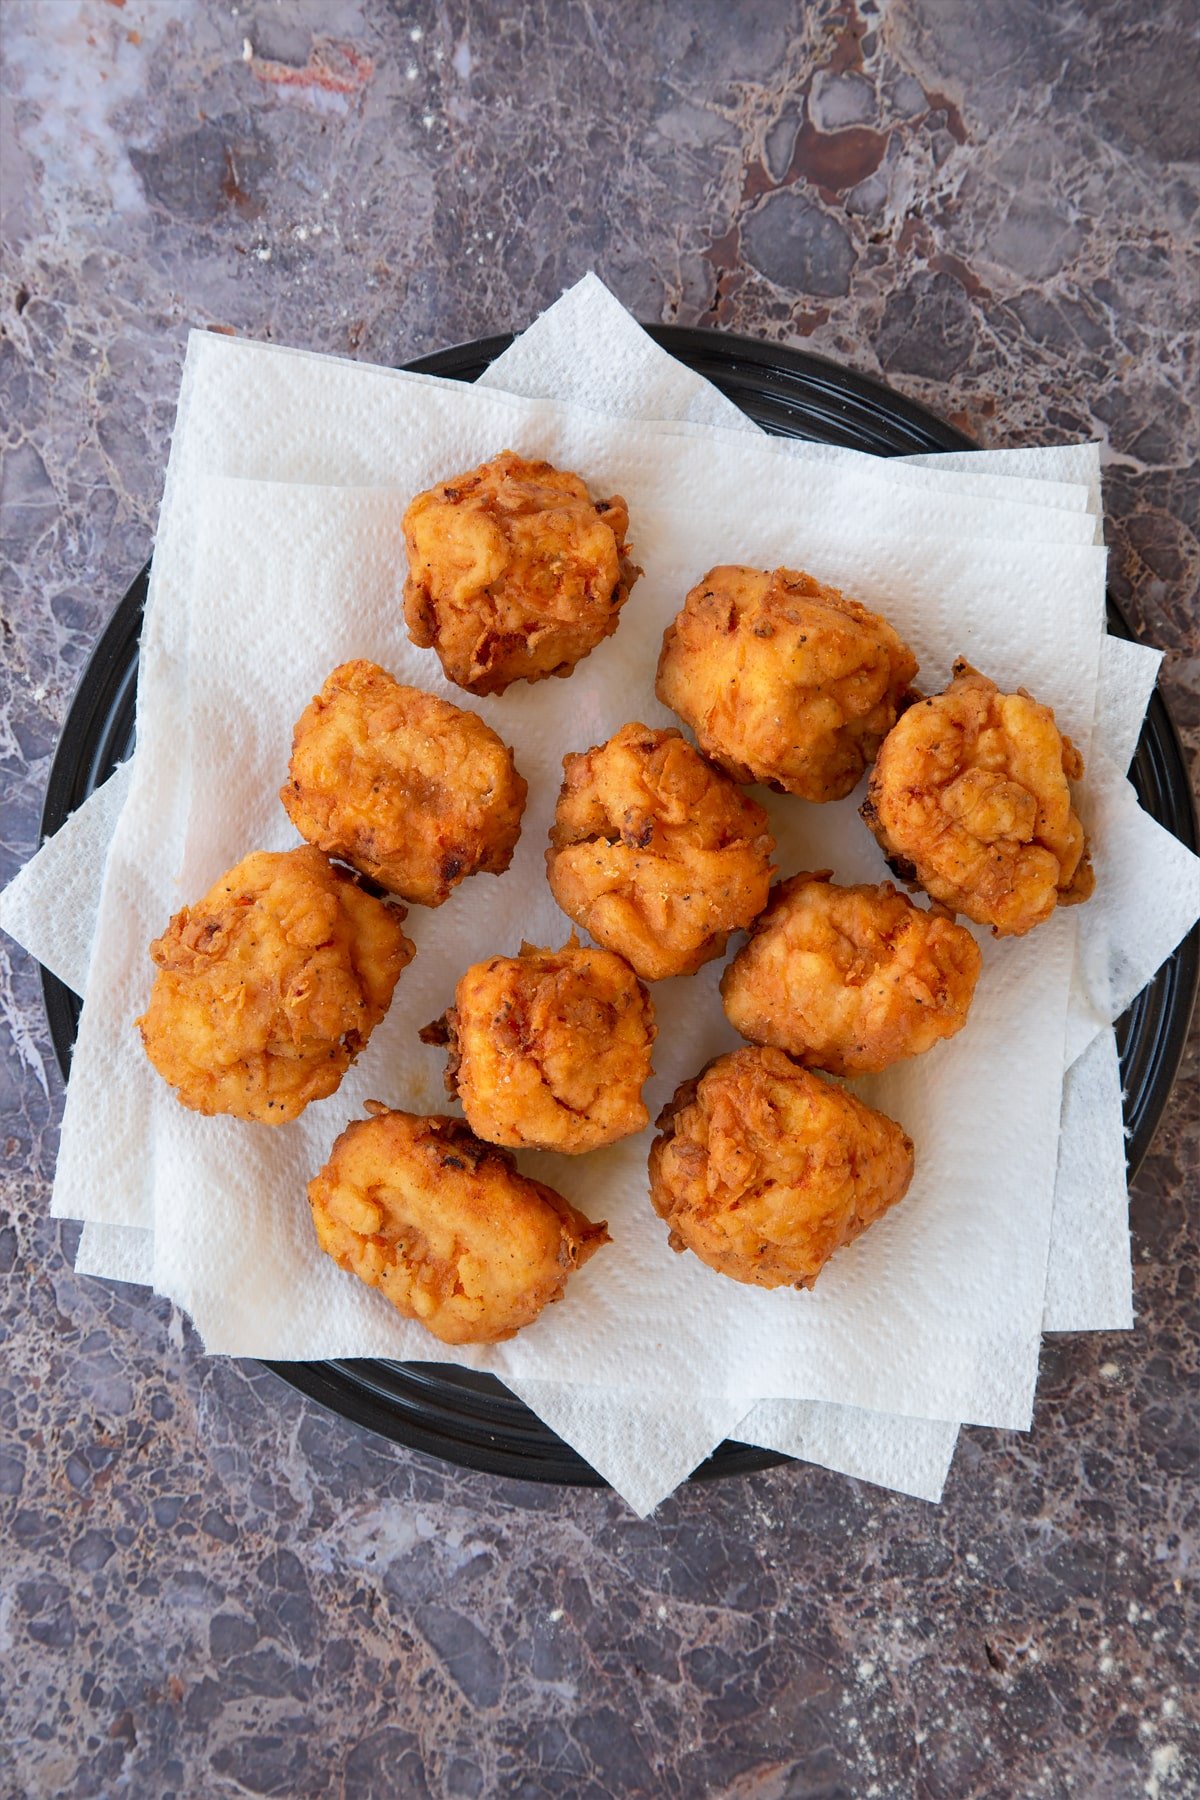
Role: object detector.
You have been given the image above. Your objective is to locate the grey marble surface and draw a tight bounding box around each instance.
[1,2,1197,1796]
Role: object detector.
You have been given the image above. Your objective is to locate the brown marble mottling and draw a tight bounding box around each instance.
[1,2,1196,1795]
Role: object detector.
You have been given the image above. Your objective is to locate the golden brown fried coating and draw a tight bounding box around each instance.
[137,847,414,1124]
[648,1046,915,1290]
[720,871,982,1075]
[545,722,776,981]
[425,938,655,1154]
[308,1104,609,1345]
[655,565,919,801]
[861,660,1094,937]
[402,450,640,695]
[281,660,527,908]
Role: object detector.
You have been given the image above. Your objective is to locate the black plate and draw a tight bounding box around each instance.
[40,327,1199,1488]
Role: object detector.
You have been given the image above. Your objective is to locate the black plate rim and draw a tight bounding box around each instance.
[37,324,1199,1489]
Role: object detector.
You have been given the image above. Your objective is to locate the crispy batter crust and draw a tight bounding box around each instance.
[861,660,1094,937]
[655,565,919,801]
[429,938,656,1154]
[546,722,776,981]
[402,450,640,695]
[137,846,414,1123]
[648,1046,915,1290]
[308,1104,609,1344]
[281,660,527,907]
[720,871,981,1075]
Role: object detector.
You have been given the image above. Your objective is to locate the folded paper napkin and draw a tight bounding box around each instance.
[4,277,1198,1514]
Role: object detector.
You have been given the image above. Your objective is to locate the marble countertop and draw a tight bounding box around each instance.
[2,3,1196,1795]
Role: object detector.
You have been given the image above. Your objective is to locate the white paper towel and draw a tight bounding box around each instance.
[487,278,1094,521]
[73,1217,155,1287]
[1093,637,1163,773]
[0,759,135,999]
[736,1396,958,1503]
[49,353,1110,1437]
[1065,745,1200,1067]
[1042,1027,1133,1332]
[502,1382,958,1513]
[4,278,1196,1511]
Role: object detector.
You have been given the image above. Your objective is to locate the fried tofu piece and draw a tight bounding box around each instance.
[648,1046,915,1290]
[137,847,413,1124]
[546,722,776,981]
[861,660,1094,937]
[655,565,918,802]
[720,871,981,1075]
[402,450,640,695]
[425,938,655,1154]
[281,660,527,908]
[308,1104,609,1344]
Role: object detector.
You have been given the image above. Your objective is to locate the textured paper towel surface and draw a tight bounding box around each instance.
[1043,1028,1133,1332]
[0,758,134,997]
[6,280,1193,1505]
[1093,638,1163,774]
[53,380,1108,1434]
[738,1397,958,1504]
[489,278,1094,520]
[907,443,1104,542]
[499,1380,958,1515]
[483,274,753,433]
[74,1219,155,1288]
[503,1380,754,1519]
[90,329,1099,551]
[7,280,1180,1497]
[1065,746,1200,1068]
